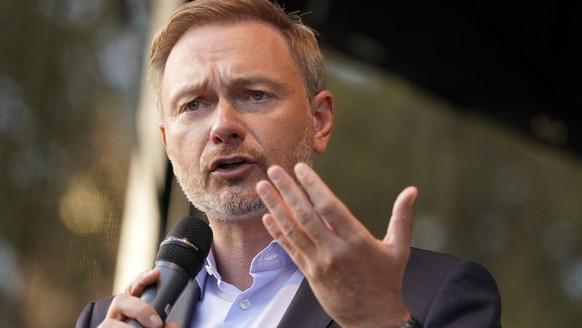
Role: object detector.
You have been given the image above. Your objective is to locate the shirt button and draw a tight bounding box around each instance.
[239,298,251,310]
[265,253,278,261]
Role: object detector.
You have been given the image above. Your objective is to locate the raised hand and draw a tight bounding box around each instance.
[256,163,418,328]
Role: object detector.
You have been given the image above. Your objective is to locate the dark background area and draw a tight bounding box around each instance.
[285,0,581,157]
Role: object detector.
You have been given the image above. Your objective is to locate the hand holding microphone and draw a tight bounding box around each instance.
[126,216,213,327]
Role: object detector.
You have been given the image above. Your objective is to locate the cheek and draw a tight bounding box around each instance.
[263,114,310,154]
[165,126,203,166]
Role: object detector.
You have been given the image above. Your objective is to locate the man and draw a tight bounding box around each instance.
[76,0,502,327]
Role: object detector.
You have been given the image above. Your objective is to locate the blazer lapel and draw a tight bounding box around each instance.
[166,279,201,327]
[166,278,334,328]
[277,278,334,328]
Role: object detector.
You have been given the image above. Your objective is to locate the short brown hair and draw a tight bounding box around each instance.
[148,0,326,112]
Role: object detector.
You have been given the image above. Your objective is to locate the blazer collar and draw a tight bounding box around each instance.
[166,279,200,327]
[277,278,333,328]
[166,278,333,328]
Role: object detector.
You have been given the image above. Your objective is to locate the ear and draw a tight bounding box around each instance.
[159,122,167,146]
[311,90,334,154]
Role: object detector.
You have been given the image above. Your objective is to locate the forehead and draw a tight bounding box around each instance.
[165,21,298,78]
[160,21,304,106]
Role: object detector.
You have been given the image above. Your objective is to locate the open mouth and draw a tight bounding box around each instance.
[218,158,245,169]
[209,155,256,179]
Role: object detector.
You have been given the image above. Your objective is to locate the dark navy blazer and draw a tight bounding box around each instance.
[76,247,502,328]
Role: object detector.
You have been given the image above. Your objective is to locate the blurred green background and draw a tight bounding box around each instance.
[0,1,581,327]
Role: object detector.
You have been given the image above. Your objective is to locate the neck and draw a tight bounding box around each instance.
[206,215,273,290]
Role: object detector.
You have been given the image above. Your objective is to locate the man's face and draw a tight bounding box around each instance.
[159,21,316,221]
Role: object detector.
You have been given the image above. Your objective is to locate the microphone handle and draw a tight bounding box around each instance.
[127,262,191,327]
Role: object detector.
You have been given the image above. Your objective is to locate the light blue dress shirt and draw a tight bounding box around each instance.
[190,240,304,328]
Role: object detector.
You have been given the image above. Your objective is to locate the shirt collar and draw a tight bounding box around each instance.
[194,240,295,294]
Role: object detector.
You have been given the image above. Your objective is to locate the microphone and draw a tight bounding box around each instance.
[127,216,213,327]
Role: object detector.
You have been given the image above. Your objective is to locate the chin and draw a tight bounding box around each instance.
[202,204,268,223]
[211,209,268,223]
[187,189,268,222]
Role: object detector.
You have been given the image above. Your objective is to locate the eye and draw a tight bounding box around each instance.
[249,91,266,101]
[185,100,200,111]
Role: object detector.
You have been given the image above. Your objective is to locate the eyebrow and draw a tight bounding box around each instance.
[167,74,290,109]
[229,74,290,94]
[168,84,204,110]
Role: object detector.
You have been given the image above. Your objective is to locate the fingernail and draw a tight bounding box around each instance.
[257,183,270,197]
[295,163,307,178]
[263,215,274,227]
[150,314,162,326]
[269,168,283,182]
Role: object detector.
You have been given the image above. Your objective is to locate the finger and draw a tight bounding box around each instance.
[266,165,333,243]
[256,176,314,250]
[261,213,305,264]
[384,186,418,256]
[261,213,284,244]
[105,294,163,327]
[293,163,358,235]
[125,269,161,296]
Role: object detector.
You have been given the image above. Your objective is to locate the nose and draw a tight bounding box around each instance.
[210,100,246,144]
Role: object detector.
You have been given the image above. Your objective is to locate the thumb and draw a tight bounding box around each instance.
[383,186,418,256]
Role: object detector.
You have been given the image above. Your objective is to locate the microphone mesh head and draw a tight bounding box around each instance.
[155,216,213,277]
